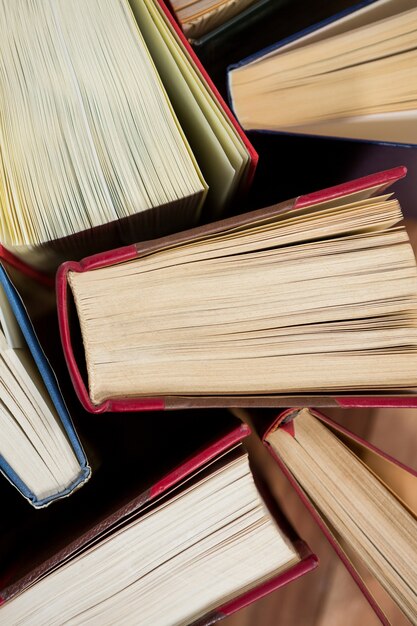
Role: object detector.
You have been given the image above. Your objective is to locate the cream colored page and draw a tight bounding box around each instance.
[130,0,233,211]
[68,196,417,400]
[132,0,249,213]
[237,53,417,129]
[268,411,417,623]
[0,349,80,497]
[141,0,249,163]
[0,456,297,625]
[281,111,417,144]
[232,8,417,88]
[0,0,204,250]
[235,0,415,64]
[230,7,417,130]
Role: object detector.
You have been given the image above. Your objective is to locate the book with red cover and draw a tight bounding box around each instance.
[0,410,317,624]
[57,166,417,412]
[261,407,417,625]
[0,247,53,290]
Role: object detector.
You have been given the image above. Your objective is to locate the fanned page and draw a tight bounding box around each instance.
[229,4,417,142]
[0,280,83,504]
[267,409,417,622]
[0,451,300,625]
[0,0,206,269]
[130,0,250,215]
[68,191,417,403]
[171,0,258,38]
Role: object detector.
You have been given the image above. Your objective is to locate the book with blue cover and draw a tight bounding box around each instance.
[0,264,90,507]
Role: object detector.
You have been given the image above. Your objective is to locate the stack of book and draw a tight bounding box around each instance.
[0,0,416,624]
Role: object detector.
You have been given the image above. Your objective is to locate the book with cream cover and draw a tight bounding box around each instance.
[0,411,317,625]
[57,167,417,411]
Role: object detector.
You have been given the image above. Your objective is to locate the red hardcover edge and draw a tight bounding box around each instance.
[0,420,249,604]
[0,246,54,289]
[56,256,165,413]
[294,166,407,208]
[212,552,318,623]
[262,409,400,625]
[150,422,250,498]
[57,167,411,413]
[335,396,417,408]
[155,0,258,189]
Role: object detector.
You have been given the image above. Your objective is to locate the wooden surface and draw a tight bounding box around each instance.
[224,408,416,626]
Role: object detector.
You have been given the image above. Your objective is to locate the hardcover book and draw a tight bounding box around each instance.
[229,0,416,136]
[257,407,417,624]
[0,411,317,625]
[0,265,90,507]
[57,167,417,411]
[0,0,256,271]
[228,0,417,214]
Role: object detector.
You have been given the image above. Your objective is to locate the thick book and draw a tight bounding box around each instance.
[57,167,417,411]
[0,411,317,625]
[0,0,256,271]
[0,265,90,507]
[258,407,417,624]
[227,0,417,214]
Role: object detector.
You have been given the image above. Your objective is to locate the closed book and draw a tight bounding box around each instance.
[57,167,417,410]
[228,0,417,216]
[0,265,90,507]
[0,411,317,625]
[0,0,256,271]
[259,407,417,624]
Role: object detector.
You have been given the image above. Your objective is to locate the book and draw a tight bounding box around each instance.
[227,0,417,212]
[170,0,259,39]
[0,411,317,625]
[229,0,416,139]
[193,0,357,99]
[256,407,417,623]
[57,167,417,411]
[0,264,90,507]
[0,0,255,271]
